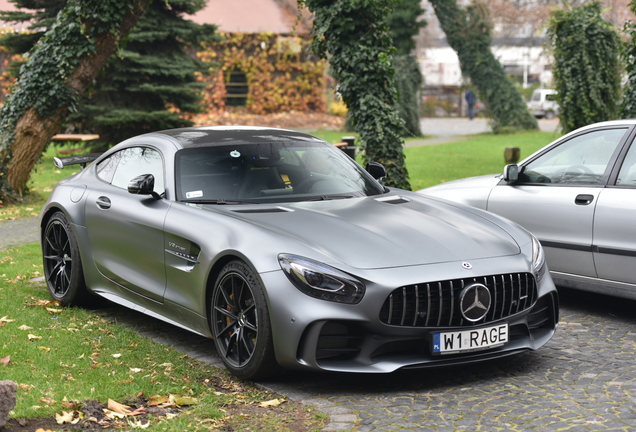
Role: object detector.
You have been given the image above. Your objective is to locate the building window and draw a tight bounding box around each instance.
[225,69,248,107]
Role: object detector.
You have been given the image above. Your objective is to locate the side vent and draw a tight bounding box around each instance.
[375,195,411,205]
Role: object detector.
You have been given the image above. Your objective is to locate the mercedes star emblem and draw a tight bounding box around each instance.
[460,283,492,322]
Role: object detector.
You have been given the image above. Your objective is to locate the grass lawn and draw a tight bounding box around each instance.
[405,130,561,190]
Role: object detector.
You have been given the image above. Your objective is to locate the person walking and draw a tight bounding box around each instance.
[465,89,476,120]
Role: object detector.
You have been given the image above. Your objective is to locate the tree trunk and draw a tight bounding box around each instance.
[429,0,537,133]
[1,0,151,201]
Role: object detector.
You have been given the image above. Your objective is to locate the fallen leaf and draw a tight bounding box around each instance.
[0,316,14,326]
[129,406,147,416]
[257,398,285,408]
[55,411,75,424]
[18,325,32,330]
[172,395,197,406]
[129,367,142,373]
[147,395,169,407]
[112,353,122,358]
[103,409,126,420]
[39,398,56,405]
[28,334,42,341]
[46,308,64,314]
[129,418,150,429]
[19,383,34,391]
[0,356,9,365]
[38,346,51,352]
[108,399,131,415]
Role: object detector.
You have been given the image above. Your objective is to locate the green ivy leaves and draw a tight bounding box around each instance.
[301,0,410,190]
[548,2,620,133]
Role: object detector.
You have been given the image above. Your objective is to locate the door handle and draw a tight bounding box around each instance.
[575,194,594,206]
[96,196,111,209]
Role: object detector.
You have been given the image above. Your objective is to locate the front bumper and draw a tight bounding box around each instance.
[260,257,559,373]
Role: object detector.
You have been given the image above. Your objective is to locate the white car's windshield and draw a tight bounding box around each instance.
[175,141,385,203]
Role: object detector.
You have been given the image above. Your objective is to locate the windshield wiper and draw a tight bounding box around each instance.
[181,199,259,205]
[307,195,356,201]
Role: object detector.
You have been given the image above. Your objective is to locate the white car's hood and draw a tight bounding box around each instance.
[418,174,502,210]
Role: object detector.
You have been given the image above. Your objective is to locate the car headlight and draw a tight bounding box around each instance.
[278,254,365,304]
[532,235,546,282]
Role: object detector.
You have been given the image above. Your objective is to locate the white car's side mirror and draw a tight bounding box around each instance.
[503,164,519,182]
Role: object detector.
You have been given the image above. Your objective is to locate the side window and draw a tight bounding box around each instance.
[616,142,636,186]
[99,147,165,193]
[519,129,626,185]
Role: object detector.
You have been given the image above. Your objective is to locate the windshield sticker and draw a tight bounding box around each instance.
[230,150,241,158]
[186,190,203,199]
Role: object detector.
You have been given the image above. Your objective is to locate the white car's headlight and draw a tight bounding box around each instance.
[278,254,365,304]
[532,235,546,282]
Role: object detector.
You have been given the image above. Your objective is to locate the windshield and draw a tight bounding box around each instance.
[175,141,386,203]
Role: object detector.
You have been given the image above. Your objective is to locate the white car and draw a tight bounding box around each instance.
[528,89,559,119]
[420,120,636,300]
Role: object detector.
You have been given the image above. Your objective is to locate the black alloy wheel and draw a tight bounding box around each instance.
[211,260,277,379]
[43,212,87,305]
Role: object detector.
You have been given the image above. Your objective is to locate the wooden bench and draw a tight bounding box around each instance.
[52,134,100,142]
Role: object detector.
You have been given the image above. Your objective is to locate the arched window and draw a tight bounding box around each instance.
[225,69,248,107]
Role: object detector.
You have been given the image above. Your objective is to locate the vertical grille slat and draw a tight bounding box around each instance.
[400,287,407,326]
[379,272,537,328]
[425,284,432,327]
[413,285,420,327]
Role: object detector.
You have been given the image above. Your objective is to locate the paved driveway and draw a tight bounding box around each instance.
[409,117,561,147]
[97,286,636,432]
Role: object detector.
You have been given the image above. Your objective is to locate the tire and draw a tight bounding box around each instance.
[544,110,555,120]
[42,212,89,306]
[211,260,279,379]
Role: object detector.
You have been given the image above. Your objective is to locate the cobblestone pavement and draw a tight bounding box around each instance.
[97,287,636,432]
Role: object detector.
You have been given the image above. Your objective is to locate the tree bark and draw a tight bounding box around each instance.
[429,0,537,132]
[3,0,151,200]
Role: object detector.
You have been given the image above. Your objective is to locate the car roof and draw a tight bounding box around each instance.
[151,126,326,149]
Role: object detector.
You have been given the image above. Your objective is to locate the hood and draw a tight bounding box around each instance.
[220,193,521,269]
[418,174,502,210]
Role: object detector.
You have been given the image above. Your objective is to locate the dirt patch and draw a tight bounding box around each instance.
[192,109,345,131]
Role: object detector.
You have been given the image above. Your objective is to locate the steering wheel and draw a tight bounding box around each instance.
[561,164,595,183]
[565,164,594,175]
[295,176,329,193]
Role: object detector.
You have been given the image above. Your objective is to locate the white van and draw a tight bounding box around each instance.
[528,89,559,119]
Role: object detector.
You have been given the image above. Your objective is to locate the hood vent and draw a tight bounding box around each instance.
[232,207,291,214]
[375,195,411,205]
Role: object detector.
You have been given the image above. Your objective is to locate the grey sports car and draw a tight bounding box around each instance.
[420,120,636,301]
[41,126,558,379]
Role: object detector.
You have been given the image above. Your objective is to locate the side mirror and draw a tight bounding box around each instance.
[366,162,387,181]
[128,174,161,199]
[503,164,519,182]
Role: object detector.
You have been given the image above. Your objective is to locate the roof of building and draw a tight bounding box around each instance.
[0,0,311,34]
[189,0,296,33]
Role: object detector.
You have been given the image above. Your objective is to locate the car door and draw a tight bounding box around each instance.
[487,127,630,278]
[85,146,170,302]
[593,135,636,286]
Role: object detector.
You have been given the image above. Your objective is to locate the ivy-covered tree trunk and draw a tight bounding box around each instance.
[0,0,150,203]
[301,0,411,190]
[548,2,620,133]
[430,0,538,133]
[619,1,636,118]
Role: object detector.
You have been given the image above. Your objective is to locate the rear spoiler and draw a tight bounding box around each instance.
[53,153,102,169]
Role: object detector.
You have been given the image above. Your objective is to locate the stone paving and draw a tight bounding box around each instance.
[98,287,636,432]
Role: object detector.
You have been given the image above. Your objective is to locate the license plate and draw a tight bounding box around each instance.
[432,324,508,355]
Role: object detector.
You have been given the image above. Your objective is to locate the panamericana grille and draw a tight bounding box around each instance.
[379,273,537,328]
